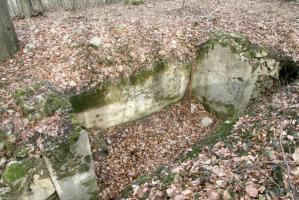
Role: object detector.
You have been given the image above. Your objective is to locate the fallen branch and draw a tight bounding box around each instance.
[279,133,297,200]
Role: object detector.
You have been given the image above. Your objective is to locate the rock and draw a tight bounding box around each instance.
[43,130,98,200]
[204,15,216,21]
[13,82,71,121]
[76,25,88,34]
[23,43,35,53]
[89,36,102,48]
[27,175,56,200]
[70,42,79,47]
[190,103,197,113]
[69,80,77,87]
[0,157,6,167]
[1,158,56,200]
[0,187,11,199]
[192,32,295,118]
[201,117,213,127]
[14,145,30,158]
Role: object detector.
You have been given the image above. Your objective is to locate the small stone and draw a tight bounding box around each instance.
[0,157,6,166]
[190,103,197,113]
[69,81,77,87]
[201,117,213,128]
[29,176,56,199]
[63,35,70,41]
[204,15,216,21]
[70,43,79,47]
[0,187,11,197]
[89,36,102,48]
[76,25,88,34]
[255,50,268,58]
[14,145,29,158]
[23,43,35,53]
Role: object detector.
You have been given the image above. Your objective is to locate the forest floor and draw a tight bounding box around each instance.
[122,81,299,200]
[0,0,298,199]
[92,98,220,199]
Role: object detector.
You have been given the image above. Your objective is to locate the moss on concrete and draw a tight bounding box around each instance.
[13,82,71,120]
[2,162,28,185]
[196,32,269,71]
[43,116,91,180]
[44,92,70,117]
[70,59,169,113]
[124,0,144,5]
[2,159,36,185]
[14,145,29,158]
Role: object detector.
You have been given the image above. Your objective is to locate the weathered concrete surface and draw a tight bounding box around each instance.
[0,158,56,200]
[44,130,98,200]
[192,32,283,118]
[72,61,190,128]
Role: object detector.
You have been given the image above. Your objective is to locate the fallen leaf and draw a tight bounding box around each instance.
[246,184,259,198]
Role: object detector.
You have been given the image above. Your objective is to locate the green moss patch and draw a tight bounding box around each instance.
[124,0,144,5]
[196,32,270,74]
[3,162,27,184]
[2,159,35,185]
[13,82,71,120]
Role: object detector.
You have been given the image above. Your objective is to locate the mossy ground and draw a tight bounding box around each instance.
[13,82,71,120]
[178,118,237,161]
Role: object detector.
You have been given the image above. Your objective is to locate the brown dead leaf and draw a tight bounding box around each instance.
[245,184,259,198]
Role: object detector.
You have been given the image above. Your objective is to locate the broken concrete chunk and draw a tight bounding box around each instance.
[27,176,56,200]
[13,82,71,121]
[1,157,55,200]
[192,32,297,118]
[44,130,98,200]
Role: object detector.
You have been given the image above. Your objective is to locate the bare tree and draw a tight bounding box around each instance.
[0,0,19,61]
[20,0,33,18]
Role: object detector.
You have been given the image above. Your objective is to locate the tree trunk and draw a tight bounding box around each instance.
[0,0,19,61]
[20,0,33,18]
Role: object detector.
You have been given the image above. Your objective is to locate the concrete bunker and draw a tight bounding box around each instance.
[70,32,298,128]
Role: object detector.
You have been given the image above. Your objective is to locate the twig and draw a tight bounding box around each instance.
[279,133,296,200]
[255,166,282,189]
[181,0,186,9]
[257,160,299,165]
